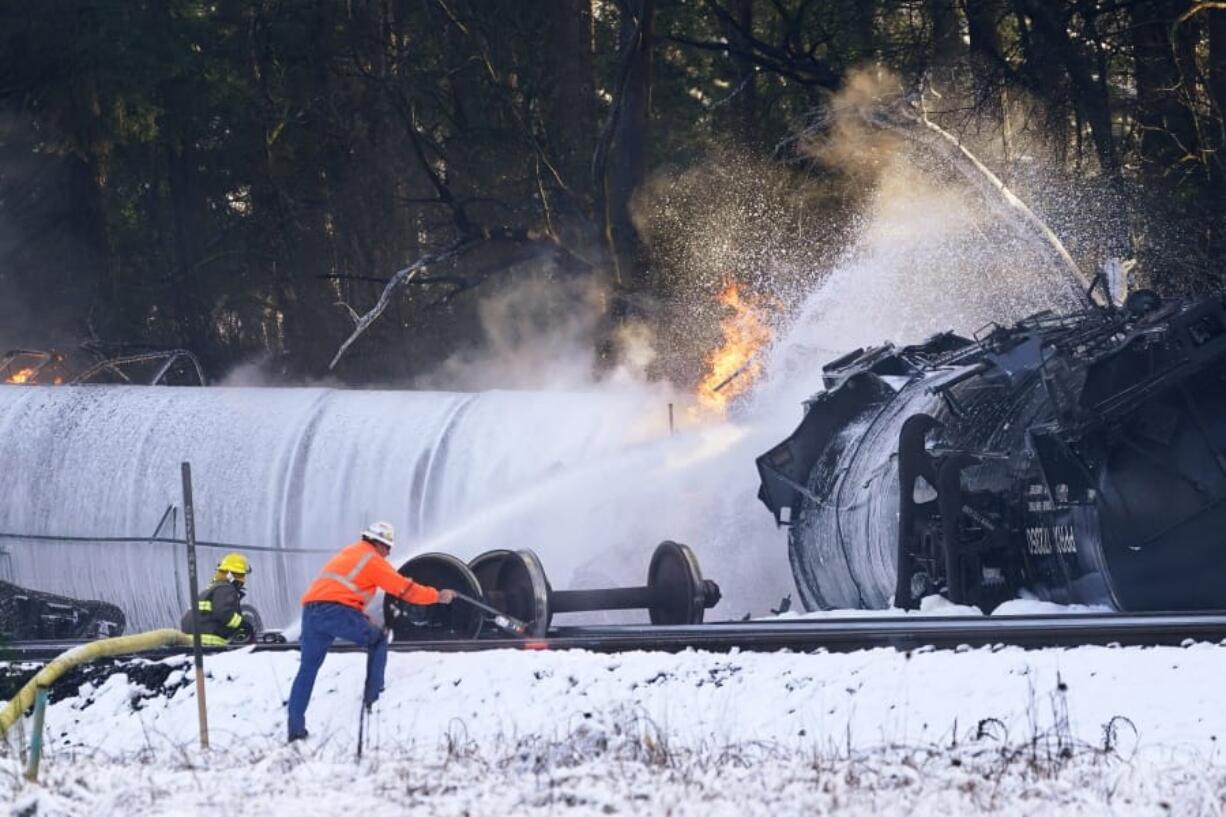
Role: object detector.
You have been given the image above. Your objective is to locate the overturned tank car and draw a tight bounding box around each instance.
[757,291,1226,612]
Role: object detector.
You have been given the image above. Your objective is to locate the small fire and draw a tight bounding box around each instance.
[4,367,38,384]
[693,283,772,417]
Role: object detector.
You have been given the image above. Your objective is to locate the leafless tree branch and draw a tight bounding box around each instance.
[328,239,477,370]
[858,93,1092,304]
[1175,2,1226,27]
[328,227,590,369]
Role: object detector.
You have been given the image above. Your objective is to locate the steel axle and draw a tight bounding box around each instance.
[471,541,722,638]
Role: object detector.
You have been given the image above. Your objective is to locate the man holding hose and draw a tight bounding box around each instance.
[287,521,454,742]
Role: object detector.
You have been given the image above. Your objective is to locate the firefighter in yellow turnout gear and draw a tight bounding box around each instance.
[180,552,255,646]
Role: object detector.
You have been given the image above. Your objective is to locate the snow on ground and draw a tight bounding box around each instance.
[9,739,1226,817]
[770,594,1115,620]
[3,641,1225,815]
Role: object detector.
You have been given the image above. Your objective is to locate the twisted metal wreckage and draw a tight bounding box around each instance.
[755,93,1226,614]
[758,288,1226,613]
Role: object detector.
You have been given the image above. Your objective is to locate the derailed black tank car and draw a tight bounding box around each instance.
[757,292,1226,612]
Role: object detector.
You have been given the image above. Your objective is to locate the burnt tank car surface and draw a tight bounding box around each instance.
[757,292,1226,612]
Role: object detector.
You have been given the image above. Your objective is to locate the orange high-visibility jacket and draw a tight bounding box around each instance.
[302,540,440,610]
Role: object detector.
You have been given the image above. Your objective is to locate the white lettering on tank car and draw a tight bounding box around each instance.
[1025,524,1078,555]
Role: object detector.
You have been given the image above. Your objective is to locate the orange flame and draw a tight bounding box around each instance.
[4,367,37,384]
[693,283,772,416]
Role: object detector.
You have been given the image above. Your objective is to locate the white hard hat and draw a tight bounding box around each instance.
[361,520,395,548]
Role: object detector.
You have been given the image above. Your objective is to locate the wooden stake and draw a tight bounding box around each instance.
[181,462,210,750]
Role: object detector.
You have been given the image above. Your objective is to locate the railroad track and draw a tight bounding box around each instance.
[5,611,1226,662]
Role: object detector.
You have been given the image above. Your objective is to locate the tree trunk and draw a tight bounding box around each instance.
[854,0,877,59]
[716,0,757,144]
[165,137,209,357]
[546,0,596,199]
[965,0,1003,61]
[1211,10,1226,285]
[1021,1,1120,177]
[545,0,598,253]
[1131,0,1200,172]
[966,0,1011,160]
[1011,1,1070,162]
[72,157,116,336]
[607,0,655,295]
[277,0,344,376]
[1208,10,1226,184]
[926,0,964,96]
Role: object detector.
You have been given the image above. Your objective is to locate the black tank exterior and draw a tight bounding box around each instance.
[0,579,126,639]
[757,292,1226,612]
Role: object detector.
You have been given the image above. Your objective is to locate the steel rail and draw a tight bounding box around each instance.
[4,611,1226,662]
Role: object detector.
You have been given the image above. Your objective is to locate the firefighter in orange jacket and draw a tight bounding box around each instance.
[287,521,454,742]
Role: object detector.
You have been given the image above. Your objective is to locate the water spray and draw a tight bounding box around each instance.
[858,92,1095,306]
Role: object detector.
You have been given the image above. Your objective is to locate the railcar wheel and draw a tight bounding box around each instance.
[647,541,715,625]
[468,549,550,638]
[385,552,484,641]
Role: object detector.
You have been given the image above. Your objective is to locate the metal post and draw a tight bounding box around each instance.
[668,403,675,435]
[24,686,48,782]
[181,462,210,750]
[153,504,185,610]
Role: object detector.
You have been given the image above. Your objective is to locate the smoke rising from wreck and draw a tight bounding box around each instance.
[393,70,1109,616]
[0,72,1114,625]
[754,70,1094,410]
[412,275,662,393]
[397,69,1114,614]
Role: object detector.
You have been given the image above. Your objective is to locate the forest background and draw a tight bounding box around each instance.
[1,1,1223,386]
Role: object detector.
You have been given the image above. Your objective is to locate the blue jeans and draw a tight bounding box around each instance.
[287,602,387,739]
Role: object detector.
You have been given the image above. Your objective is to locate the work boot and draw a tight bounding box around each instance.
[288,729,309,744]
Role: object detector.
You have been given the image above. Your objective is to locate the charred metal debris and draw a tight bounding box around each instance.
[2,348,206,386]
[758,289,1226,613]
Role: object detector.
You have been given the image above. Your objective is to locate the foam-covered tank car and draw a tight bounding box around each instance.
[757,291,1226,612]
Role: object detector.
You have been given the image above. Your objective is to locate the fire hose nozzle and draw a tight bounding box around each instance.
[493,615,526,636]
[453,592,530,638]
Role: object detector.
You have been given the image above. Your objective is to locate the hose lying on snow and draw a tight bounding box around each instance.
[0,628,193,736]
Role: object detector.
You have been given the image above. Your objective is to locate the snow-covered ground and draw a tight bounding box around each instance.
[4,641,1225,815]
[774,594,1115,620]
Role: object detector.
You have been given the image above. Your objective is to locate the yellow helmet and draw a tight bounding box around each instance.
[217,552,251,576]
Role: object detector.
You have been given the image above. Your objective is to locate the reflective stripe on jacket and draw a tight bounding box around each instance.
[180,580,244,641]
[301,540,440,610]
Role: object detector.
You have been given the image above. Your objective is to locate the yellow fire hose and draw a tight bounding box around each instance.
[0,628,193,737]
